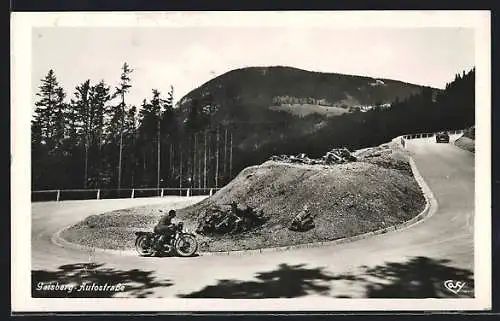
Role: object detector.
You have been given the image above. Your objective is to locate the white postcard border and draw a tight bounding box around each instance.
[11,10,492,312]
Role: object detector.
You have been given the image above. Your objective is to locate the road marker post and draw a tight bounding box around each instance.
[56,190,60,202]
[131,189,135,199]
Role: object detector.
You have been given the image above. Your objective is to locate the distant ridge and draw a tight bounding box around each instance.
[177,66,435,117]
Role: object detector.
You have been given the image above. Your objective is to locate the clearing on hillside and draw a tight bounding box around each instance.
[269,104,349,118]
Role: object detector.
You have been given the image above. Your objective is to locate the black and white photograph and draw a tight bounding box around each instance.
[11,11,491,312]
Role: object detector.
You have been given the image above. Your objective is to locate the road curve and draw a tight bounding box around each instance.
[31,137,475,299]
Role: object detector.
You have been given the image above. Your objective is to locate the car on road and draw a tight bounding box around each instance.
[435,132,450,143]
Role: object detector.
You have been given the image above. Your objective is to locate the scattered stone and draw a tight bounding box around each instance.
[195,202,268,236]
[269,148,357,166]
[289,205,316,232]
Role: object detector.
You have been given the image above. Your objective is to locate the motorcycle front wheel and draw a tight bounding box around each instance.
[174,234,198,257]
[135,234,155,257]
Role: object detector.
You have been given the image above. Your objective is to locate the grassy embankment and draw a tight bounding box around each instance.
[454,127,475,153]
[61,141,426,252]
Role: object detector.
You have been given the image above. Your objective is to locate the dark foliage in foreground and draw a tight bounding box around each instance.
[179,257,474,298]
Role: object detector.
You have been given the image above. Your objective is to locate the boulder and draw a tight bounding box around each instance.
[195,202,268,236]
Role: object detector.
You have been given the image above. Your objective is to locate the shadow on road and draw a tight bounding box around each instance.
[359,256,473,298]
[179,263,336,298]
[32,262,173,298]
[178,257,474,298]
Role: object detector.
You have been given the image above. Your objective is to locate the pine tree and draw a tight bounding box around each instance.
[114,62,134,189]
[124,105,139,187]
[215,125,220,188]
[70,79,92,187]
[151,89,163,192]
[162,86,176,187]
[229,131,233,180]
[137,89,165,187]
[90,81,112,187]
[136,99,150,186]
[33,70,67,151]
[52,87,68,148]
[223,127,228,184]
[203,129,207,188]
[32,70,69,188]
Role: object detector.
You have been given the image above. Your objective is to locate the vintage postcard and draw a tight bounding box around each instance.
[11,11,491,312]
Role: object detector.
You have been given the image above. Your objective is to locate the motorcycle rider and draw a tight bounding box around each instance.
[154,209,177,249]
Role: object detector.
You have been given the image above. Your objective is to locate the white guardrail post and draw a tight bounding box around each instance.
[209,188,213,196]
[161,188,164,197]
[131,189,135,199]
[187,188,190,197]
[96,189,100,200]
[56,190,60,202]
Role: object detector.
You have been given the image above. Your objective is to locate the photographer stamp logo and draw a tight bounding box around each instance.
[443,280,466,295]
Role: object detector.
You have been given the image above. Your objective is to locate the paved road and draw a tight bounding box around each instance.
[30,137,475,301]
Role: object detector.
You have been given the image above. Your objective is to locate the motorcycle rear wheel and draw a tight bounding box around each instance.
[135,235,155,256]
[174,234,198,257]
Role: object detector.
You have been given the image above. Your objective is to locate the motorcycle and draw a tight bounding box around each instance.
[134,222,198,257]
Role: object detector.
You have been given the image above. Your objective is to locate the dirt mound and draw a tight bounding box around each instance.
[354,143,412,173]
[175,141,425,251]
[60,142,425,252]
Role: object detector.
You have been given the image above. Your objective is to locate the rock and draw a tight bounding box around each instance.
[289,205,316,232]
[269,147,356,166]
[195,202,268,236]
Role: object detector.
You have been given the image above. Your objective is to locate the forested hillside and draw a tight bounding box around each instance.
[31,65,474,191]
[243,68,475,164]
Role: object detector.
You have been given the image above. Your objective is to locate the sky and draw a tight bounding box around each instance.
[32,26,475,108]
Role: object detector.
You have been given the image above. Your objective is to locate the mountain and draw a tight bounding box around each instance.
[177,66,434,121]
[174,66,437,164]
